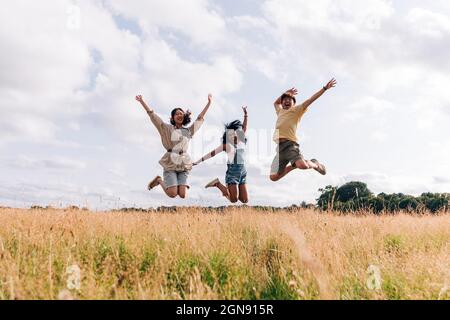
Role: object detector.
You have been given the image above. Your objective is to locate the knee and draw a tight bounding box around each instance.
[167,190,178,198]
[240,198,249,204]
[270,174,279,182]
[178,186,187,199]
[230,197,238,203]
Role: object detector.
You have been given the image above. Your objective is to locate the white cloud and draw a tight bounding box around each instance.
[344,96,395,122]
[260,0,396,80]
[263,0,394,31]
[9,155,86,171]
[108,162,126,178]
[107,0,227,47]
[1,1,449,209]
[0,1,91,96]
[370,131,388,143]
[0,1,91,143]
[0,114,58,144]
[406,8,450,38]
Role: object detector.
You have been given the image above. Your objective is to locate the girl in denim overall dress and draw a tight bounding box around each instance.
[193,107,248,204]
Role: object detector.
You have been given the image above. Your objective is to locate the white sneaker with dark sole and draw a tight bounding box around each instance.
[205,178,220,188]
[311,159,327,175]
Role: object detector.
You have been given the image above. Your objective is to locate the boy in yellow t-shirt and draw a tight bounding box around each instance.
[270,78,337,182]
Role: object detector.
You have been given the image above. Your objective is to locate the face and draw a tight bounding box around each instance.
[282,96,295,109]
[226,129,245,144]
[226,130,236,143]
[173,109,185,126]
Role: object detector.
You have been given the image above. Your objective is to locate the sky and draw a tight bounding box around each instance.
[1,0,449,209]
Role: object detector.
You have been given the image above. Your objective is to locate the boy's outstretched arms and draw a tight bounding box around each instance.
[197,94,213,120]
[324,78,337,90]
[193,145,226,166]
[302,78,337,109]
[242,106,248,132]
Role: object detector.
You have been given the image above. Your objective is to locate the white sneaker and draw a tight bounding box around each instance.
[205,178,220,188]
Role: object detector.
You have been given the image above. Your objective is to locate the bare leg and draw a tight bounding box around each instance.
[238,184,248,203]
[214,181,230,200]
[270,165,296,182]
[154,177,178,198]
[294,159,320,170]
[228,185,239,203]
[178,186,188,199]
[270,159,323,182]
[163,186,178,198]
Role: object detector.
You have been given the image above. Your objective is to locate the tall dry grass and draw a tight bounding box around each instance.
[0,207,448,300]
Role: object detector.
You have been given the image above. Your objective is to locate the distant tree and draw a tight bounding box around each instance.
[418,193,449,213]
[300,201,308,208]
[369,197,385,214]
[428,194,444,212]
[317,185,337,210]
[336,181,372,202]
[399,196,419,212]
[317,182,448,215]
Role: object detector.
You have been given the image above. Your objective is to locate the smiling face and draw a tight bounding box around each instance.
[282,96,295,109]
[171,109,185,126]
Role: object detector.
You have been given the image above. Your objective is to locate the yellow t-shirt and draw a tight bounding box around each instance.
[273,103,308,143]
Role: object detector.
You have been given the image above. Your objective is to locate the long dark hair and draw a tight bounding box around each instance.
[222,120,247,145]
[170,108,192,126]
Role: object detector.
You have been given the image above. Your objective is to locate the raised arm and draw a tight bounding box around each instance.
[197,94,213,121]
[193,144,226,166]
[135,95,164,130]
[274,88,298,111]
[135,95,153,113]
[302,78,337,109]
[242,106,248,132]
[189,94,213,137]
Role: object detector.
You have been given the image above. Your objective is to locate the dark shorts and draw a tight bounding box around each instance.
[270,140,304,175]
[225,164,247,185]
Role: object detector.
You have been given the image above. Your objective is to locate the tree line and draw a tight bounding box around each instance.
[316,181,449,214]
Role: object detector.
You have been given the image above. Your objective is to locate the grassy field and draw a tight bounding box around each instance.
[0,207,448,300]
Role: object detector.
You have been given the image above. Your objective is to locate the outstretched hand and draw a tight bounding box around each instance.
[324,78,337,90]
[285,87,298,96]
[242,106,248,115]
[208,94,213,103]
[135,95,144,103]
